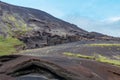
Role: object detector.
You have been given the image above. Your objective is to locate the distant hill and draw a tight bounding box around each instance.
[0,1,119,49]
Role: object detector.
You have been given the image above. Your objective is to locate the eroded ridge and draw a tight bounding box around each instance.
[0,55,79,80]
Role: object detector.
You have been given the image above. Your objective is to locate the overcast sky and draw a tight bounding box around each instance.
[3,0,120,37]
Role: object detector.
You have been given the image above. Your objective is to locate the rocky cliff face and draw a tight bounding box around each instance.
[0,1,119,49]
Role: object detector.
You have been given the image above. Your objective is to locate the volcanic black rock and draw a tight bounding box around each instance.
[0,55,120,80]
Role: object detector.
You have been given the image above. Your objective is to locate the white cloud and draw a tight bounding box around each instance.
[63,16,120,37]
[109,17,120,22]
[102,17,120,23]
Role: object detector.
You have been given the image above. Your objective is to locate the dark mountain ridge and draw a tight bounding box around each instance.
[0,1,119,49]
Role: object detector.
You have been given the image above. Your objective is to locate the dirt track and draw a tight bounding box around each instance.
[20,41,120,60]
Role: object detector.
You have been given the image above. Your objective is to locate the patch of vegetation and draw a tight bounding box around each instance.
[7,14,16,22]
[0,36,24,56]
[2,14,33,37]
[95,55,120,66]
[88,43,120,47]
[63,52,94,59]
[63,52,120,66]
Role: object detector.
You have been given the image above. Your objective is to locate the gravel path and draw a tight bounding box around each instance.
[19,41,120,60]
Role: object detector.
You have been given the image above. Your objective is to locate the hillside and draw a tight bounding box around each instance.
[0,1,120,80]
[0,1,119,50]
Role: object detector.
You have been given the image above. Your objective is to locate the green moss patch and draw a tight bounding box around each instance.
[2,13,33,37]
[96,55,120,66]
[88,43,120,47]
[63,52,94,59]
[63,52,120,66]
[0,36,24,56]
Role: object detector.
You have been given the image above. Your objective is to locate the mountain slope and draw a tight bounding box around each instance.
[0,1,119,49]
